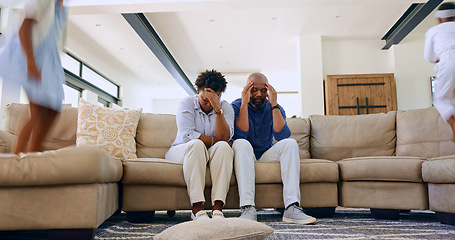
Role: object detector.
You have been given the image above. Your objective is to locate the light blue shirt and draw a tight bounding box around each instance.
[172,95,235,146]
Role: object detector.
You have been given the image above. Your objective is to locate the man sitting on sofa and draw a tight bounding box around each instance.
[230,73,316,225]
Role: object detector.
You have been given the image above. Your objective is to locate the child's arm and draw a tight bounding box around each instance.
[424,30,439,63]
[19,19,41,81]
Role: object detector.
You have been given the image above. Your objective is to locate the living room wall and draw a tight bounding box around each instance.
[300,35,435,117]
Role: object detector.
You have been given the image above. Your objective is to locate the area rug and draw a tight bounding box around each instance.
[1,209,455,239]
[95,209,455,240]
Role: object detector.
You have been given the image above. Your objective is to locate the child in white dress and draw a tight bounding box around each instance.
[0,0,68,153]
[424,2,455,139]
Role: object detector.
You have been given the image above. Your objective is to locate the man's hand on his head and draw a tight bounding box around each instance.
[265,82,277,107]
[242,81,254,105]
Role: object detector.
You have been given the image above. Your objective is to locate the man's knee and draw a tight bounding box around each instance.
[232,139,253,152]
[280,138,298,149]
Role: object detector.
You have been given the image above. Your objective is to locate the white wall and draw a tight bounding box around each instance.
[393,35,434,110]
[299,35,325,118]
[322,38,395,77]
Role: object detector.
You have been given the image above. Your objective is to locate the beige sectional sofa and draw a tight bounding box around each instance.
[0,103,454,239]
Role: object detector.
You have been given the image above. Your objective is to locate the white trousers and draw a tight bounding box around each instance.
[165,139,233,206]
[434,50,455,121]
[232,138,301,208]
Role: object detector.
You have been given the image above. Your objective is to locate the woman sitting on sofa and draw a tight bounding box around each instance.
[165,69,234,220]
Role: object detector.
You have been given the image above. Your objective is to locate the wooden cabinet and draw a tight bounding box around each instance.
[324,73,397,115]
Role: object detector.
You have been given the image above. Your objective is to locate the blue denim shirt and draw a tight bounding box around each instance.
[231,98,291,159]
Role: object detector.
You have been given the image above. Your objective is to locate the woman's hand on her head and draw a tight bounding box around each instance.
[205,88,222,110]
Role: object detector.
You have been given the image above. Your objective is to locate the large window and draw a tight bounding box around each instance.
[61,53,120,106]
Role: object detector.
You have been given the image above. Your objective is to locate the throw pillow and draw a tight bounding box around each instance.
[154,218,274,240]
[76,99,142,160]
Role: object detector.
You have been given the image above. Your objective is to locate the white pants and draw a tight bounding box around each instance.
[434,50,455,121]
[165,139,233,206]
[232,138,301,208]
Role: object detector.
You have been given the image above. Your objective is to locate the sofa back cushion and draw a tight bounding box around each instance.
[396,107,455,158]
[286,118,311,159]
[309,111,396,161]
[136,113,177,158]
[3,103,78,150]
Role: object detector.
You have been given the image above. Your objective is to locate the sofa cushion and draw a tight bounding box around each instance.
[422,155,455,183]
[0,145,122,186]
[309,111,396,161]
[338,156,425,182]
[122,158,236,187]
[396,107,455,158]
[122,159,338,186]
[255,159,339,183]
[135,113,177,159]
[154,218,274,240]
[3,103,78,150]
[76,99,142,160]
[287,118,311,159]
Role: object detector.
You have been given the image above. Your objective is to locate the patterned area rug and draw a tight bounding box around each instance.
[1,209,455,239]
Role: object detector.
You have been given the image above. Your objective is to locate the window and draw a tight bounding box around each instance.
[61,53,81,76]
[430,76,436,106]
[62,53,120,106]
[82,65,118,97]
[63,84,81,107]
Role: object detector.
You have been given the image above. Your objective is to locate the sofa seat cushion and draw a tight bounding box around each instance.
[0,146,122,187]
[122,158,236,187]
[396,107,455,158]
[309,111,396,161]
[422,155,455,183]
[255,159,339,184]
[338,156,425,182]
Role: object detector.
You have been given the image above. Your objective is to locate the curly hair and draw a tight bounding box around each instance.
[194,69,227,93]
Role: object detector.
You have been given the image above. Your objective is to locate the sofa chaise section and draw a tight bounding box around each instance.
[0,146,122,239]
[0,103,123,239]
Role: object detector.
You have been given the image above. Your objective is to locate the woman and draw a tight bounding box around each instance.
[0,0,68,153]
[165,69,234,220]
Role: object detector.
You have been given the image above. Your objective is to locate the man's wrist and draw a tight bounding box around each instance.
[271,104,280,110]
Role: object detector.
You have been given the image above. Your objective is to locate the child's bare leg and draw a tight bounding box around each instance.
[13,103,40,154]
[28,104,58,152]
[448,115,455,141]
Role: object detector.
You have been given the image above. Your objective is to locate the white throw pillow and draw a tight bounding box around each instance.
[154,218,274,240]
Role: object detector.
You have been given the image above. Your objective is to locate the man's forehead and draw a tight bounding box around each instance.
[252,80,267,88]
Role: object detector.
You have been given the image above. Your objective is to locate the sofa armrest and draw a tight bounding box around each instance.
[0,130,14,153]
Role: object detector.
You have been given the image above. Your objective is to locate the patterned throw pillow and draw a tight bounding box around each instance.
[76,99,142,160]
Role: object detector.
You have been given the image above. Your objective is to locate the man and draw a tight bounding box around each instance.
[231,73,316,224]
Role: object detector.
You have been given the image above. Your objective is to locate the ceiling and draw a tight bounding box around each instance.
[1,0,438,103]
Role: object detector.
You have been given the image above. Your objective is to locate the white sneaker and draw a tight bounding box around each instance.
[191,210,210,221]
[282,204,316,225]
[211,210,224,220]
[239,205,257,221]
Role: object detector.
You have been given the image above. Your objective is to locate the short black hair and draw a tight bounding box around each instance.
[194,69,227,93]
[439,2,455,10]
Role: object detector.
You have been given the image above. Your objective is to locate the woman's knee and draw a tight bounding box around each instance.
[187,139,206,151]
[213,141,234,155]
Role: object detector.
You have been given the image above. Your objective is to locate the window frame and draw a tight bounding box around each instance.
[62,53,120,105]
